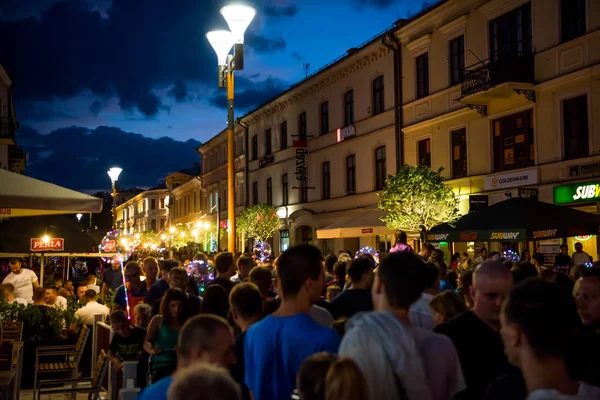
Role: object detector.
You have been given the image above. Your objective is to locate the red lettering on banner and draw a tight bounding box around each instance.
[30,238,64,252]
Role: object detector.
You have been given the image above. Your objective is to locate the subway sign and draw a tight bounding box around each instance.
[554,182,600,205]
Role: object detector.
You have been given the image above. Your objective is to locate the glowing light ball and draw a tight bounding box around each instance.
[355,246,380,265]
[253,241,272,262]
[501,249,520,263]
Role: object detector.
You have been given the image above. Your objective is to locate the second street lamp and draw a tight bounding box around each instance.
[206,4,256,254]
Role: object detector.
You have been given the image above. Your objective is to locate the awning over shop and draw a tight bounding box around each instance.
[0,169,103,217]
[427,197,600,242]
[316,209,393,239]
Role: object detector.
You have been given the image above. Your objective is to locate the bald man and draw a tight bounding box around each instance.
[435,261,515,400]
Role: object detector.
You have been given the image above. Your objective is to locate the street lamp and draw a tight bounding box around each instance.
[76,213,83,222]
[207,3,256,254]
[107,167,123,229]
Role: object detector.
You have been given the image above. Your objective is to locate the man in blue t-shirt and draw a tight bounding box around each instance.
[244,245,340,400]
[138,314,236,400]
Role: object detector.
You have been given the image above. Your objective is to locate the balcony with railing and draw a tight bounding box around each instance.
[9,145,26,173]
[460,54,536,116]
[0,117,17,144]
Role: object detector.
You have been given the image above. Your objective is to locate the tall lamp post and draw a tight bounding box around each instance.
[107,167,123,229]
[207,4,256,254]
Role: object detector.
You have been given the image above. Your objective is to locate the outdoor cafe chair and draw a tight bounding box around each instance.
[36,349,109,400]
[0,322,23,344]
[33,324,90,397]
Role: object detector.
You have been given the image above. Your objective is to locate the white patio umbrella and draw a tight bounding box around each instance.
[0,169,103,216]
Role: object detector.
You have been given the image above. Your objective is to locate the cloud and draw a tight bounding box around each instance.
[351,0,394,9]
[208,76,288,110]
[0,0,290,120]
[17,100,78,121]
[246,32,286,54]
[89,100,104,116]
[291,51,303,61]
[264,4,298,18]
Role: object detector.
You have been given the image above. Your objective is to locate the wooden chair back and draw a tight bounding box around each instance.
[73,324,90,366]
[0,321,23,343]
[0,343,12,370]
[91,350,109,388]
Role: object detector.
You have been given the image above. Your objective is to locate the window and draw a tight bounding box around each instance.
[160,219,166,230]
[344,90,354,126]
[561,0,586,42]
[416,53,429,98]
[280,230,290,252]
[160,197,165,208]
[375,146,386,190]
[322,162,331,199]
[151,219,156,231]
[299,112,307,139]
[194,191,197,212]
[492,109,535,172]
[151,198,156,210]
[563,95,589,159]
[251,135,258,161]
[265,128,272,156]
[252,182,258,205]
[373,76,384,115]
[418,138,431,167]
[449,35,465,85]
[280,121,288,150]
[346,155,356,194]
[282,174,288,205]
[266,178,273,205]
[489,3,532,63]
[451,128,468,178]
[320,102,329,135]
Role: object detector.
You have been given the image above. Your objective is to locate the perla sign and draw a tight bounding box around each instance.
[554,181,600,205]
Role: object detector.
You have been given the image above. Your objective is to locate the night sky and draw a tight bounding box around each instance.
[1,0,433,144]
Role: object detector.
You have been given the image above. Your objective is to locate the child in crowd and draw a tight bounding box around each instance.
[429,290,467,327]
[133,303,152,329]
[108,310,148,386]
[326,285,341,302]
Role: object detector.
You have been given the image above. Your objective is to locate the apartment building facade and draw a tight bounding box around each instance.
[166,167,203,227]
[114,188,169,234]
[198,127,246,251]
[0,63,25,173]
[241,31,399,255]
[397,0,600,256]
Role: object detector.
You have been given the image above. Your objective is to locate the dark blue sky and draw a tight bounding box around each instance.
[1,0,432,143]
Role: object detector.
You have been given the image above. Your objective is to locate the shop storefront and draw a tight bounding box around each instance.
[553,181,600,260]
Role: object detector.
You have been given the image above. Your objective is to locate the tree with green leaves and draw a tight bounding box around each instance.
[378,164,460,241]
[237,203,281,242]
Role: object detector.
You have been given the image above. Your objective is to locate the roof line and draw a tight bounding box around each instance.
[239,0,447,120]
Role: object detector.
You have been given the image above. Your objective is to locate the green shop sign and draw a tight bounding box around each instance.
[554,182,600,205]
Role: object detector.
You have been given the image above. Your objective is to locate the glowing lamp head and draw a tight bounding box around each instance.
[180,232,186,238]
[276,208,287,218]
[76,213,83,221]
[42,235,50,244]
[206,30,235,65]
[170,227,176,233]
[192,229,199,236]
[107,167,123,183]
[220,4,256,44]
[203,222,211,230]
[160,234,167,241]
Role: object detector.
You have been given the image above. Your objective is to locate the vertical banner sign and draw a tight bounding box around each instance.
[294,139,308,191]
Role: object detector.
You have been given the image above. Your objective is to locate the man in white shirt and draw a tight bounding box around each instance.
[1,283,29,305]
[572,242,592,266]
[45,287,67,310]
[500,279,600,400]
[2,258,39,303]
[74,290,109,325]
[409,262,439,331]
[87,275,100,294]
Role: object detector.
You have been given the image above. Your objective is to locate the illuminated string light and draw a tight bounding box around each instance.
[501,250,520,263]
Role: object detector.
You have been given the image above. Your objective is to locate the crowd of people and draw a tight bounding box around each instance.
[1,232,599,400]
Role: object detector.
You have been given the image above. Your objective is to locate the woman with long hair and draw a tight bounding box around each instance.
[295,353,368,400]
[389,230,414,253]
[144,288,188,381]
